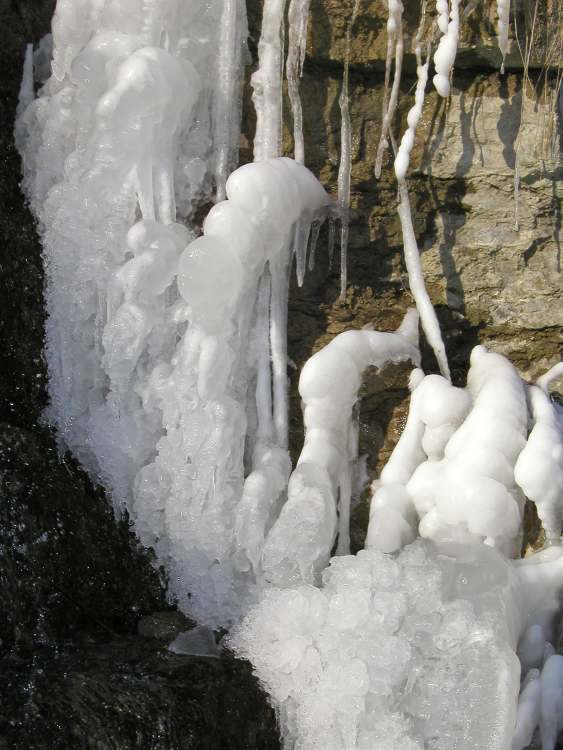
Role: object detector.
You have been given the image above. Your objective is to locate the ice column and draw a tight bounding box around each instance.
[251,0,287,162]
[213,0,248,200]
[336,0,361,301]
[374,0,404,178]
[261,310,420,586]
[286,0,311,164]
[497,0,510,74]
[432,0,461,98]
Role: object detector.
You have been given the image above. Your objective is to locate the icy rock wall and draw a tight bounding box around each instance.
[251,0,562,510]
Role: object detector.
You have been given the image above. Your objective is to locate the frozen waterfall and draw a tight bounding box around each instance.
[15,0,563,749]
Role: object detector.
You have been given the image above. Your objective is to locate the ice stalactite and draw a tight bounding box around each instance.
[260,309,420,586]
[15,44,34,129]
[397,181,451,379]
[336,0,361,302]
[432,0,461,97]
[374,0,404,178]
[393,23,429,181]
[497,0,510,74]
[374,0,451,380]
[213,0,248,200]
[251,0,287,162]
[286,0,310,164]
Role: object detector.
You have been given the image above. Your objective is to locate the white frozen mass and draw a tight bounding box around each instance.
[15,0,563,748]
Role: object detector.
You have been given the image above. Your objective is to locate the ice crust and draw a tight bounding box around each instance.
[233,541,563,750]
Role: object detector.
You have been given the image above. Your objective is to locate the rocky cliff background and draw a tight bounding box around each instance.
[0,0,561,747]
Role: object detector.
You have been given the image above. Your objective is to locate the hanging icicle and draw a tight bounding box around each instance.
[213,0,248,200]
[336,0,361,302]
[286,0,311,164]
[497,0,510,74]
[251,0,288,161]
[432,0,461,97]
[374,0,404,178]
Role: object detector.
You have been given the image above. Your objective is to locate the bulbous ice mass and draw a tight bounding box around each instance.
[178,235,244,322]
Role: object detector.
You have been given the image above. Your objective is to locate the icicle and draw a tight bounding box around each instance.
[213,0,248,201]
[286,0,311,163]
[269,251,291,449]
[394,60,429,179]
[294,218,312,286]
[251,0,288,161]
[336,0,360,301]
[308,220,320,270]
[16,44,34,121]
[394,12,430,181]
[366,364,473,553]
[511,669,541,750]
[389,13,449,376]
[408,346,528,553]
[432,0,461,97]
[328,214,336,269]
[497,0,510,74]
[374,0,404,178]
[254,272,274,444]
[397,180,451,380]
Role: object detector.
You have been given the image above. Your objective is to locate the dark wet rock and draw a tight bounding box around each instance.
[138,612,196,641]
[0,639,280,750]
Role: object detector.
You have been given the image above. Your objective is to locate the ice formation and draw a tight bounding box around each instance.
[251,0,287,162]
[287,0,311,165]
[432,0,461,97]
[232,541,563,750]
[497,0,510,74]
[374,0,404,178]
[15,0,563,749]
[261,310,421,586]
[336,0,361,301]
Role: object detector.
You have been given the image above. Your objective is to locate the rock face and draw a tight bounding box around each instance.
[246,0,562,549]
[1,0,561,746]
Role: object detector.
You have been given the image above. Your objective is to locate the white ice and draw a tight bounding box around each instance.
[497,0,510,74]
[432,0,461,97]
